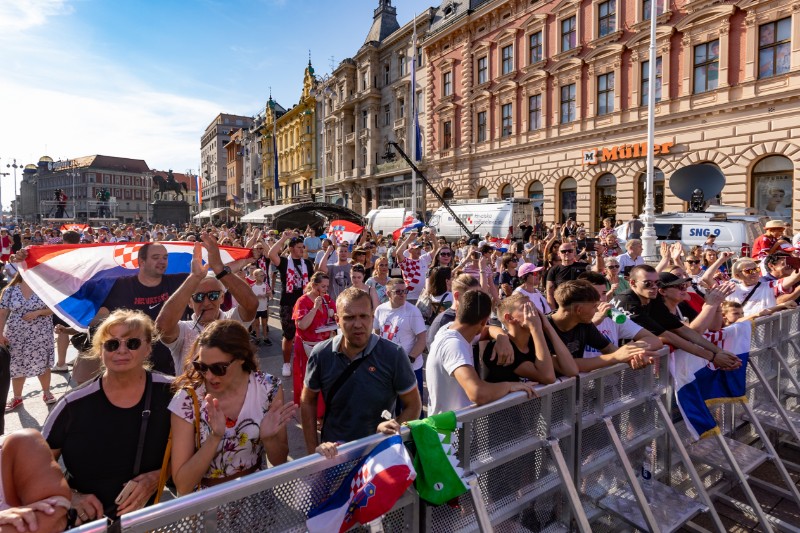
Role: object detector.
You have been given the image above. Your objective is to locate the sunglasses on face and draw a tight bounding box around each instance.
[192,360,233,377]
[607,265,620,269]
[685,259,700,264]
[191,290,222,303]
[559,249,575,254]
[664,282,690,290]
[391,288,409,295]
[742,267,760,275]
[103,338,143,352]
[439,252,451,256]
[635,280,658,288]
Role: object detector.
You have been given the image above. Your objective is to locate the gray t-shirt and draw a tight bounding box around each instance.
[305,334,417,443]
[327,263,352,301]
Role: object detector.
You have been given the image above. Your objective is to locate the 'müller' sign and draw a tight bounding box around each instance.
[582,141,675,165]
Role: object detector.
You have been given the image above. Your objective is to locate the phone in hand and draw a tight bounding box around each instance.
[115,480,139,505]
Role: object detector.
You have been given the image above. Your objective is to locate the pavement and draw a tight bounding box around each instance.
[2,312,310,462]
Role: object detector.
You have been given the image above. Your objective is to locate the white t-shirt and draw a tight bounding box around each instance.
[373,301,427,371]
[617,253,644,271]
[727,279,784,315]
[403,250,432,271]
[251,282,269,312]
[426,326,473,415]
[513,286,551,314]
[583,316,643,358]
[163,307,252,374]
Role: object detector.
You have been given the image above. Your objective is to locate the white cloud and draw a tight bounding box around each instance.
[0,0,73,33]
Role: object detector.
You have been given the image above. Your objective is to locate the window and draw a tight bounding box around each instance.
[642,0,664,21]
[529,31,543,64]
[597,72,615,115]
[399,100,405,118]
[501,184,514,199]
[477,56,488,84]
[384,105,391,126]
[641,57,663,105]
[759,18,791,79]
[693,40,719,94]
[399,55,407,76]
[477,111,487,142]
[384,64,390,85]
[361,109,368,129]
[361,72,368,90]
[477,187,489,199]
[598,0,616,38]
[502,44,514,75]
[417,46,423,67]
[501,103,513,137]
[561,16,577,52]
[443,121,452,149]
[752,155,792,221]
[560,84,576,123]
[443,71,452,96]
[529,94,542,131]
[291,182,300,197]
[416,90,423,110]
[638,169,665,214]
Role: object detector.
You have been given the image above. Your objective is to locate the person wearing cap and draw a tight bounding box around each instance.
[611,265,742,370]
[513,262,550,314]
[727,257,800,315]
[394,231,434,303]
[752,220,787,259]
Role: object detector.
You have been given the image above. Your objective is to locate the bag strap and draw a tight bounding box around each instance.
[153,429,173,504]
[185,387,202,450]
[741,281,762,307]
[325,354,371,408]
[132,372,153,478]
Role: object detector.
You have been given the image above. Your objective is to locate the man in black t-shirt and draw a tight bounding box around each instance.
[611,264,741,370]
[97,243,187,374]
[269,230,315,378]
[546,242,605,309]
[547,280,656,372]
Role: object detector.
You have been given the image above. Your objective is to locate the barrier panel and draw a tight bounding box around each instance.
[68,310,800,532]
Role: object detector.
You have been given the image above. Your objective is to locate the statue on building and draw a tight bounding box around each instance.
[96,188,111,218]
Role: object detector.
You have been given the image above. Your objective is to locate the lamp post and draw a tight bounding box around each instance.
[144,171,153,224]
[0,170,9,225]
[641,0,660,260]
[6,159,19,223]
[66,167,79,220]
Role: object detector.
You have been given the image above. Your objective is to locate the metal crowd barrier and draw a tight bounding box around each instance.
[69,310,800,533]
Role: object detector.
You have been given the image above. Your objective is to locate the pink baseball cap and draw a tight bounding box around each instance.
[518,262,544,279]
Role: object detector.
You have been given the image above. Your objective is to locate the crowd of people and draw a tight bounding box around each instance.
[0,213,798,529]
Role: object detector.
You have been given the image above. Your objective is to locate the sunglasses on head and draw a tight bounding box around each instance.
[103,338,142,352]
[191,291,222,303]
[192,360,234,377]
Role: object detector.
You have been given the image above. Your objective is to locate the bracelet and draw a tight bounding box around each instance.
[710,352,717,363]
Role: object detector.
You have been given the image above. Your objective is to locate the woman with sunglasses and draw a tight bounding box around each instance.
[169,320,296,495]
[602,259,630,300]
[431,246,453,269]
[366,257,391,304]
[42,310,173,524]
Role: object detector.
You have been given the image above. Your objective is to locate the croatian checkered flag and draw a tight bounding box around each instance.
[327,220,364,245]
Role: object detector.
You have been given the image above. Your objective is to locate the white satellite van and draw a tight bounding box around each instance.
[364,207,413,237]
[428,199,532,241]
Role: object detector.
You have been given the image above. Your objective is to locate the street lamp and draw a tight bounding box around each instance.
[6,159,19,223]
[641,0,660,259]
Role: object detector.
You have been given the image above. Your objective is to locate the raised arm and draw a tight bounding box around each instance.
[393,231,416,263]
[156,245,206,344]
[699,251,732,289]
[268,230,292,266]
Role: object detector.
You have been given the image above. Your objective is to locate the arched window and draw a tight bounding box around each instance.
[752,155,793,222]
[638,169,664,215]
[527,181,544,223]
[595,173,617,229]
[500,183,514,199]
[442,188,454,201]
[477,186,489,199]
[559,178,577,222]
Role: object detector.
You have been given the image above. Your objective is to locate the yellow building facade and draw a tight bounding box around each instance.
[261,62,318,204]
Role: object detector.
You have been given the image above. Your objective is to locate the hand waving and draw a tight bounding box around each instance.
[259,397,298,440]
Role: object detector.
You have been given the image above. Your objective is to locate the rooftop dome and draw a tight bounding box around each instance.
[39,155,53,163]
[24,164,37,171]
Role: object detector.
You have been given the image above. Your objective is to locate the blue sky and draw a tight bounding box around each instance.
[0,0,433,208]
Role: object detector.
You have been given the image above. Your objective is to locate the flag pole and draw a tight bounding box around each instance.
[410,14,418,220]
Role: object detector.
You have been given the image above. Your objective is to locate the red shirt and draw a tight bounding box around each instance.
[751,234,777,259]
[292,294,337,343]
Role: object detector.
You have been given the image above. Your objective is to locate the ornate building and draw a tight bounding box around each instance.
[200,113,253,210]
[316,1,434,215]
[260,62,318,204]
[423,0,800,230]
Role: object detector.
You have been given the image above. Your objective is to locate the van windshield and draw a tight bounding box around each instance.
[654,224,681,240]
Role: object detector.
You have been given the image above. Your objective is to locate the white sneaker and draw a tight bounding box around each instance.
[282,363,291,377]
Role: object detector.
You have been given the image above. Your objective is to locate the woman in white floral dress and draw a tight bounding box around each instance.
[0,274,56,410]
[169,320,297,494]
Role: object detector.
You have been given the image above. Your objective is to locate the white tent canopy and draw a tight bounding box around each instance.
[193,209,213,220]
[240,205,287,223]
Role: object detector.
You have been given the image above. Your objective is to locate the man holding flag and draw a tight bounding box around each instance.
[393,227,439,303]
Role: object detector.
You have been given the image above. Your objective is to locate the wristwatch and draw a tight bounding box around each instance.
[215,266,231,280]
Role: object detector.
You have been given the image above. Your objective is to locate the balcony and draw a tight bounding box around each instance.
[345,132,356,144]
[394,117,406,130]
[375,158,410,175]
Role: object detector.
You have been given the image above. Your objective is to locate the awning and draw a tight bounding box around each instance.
[240,205,287,223]
[193,209,213,219]
[210,207,242,218]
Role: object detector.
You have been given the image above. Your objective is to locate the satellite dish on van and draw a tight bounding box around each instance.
[669,163,726,212]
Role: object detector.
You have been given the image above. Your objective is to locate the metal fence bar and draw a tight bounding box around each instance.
[547,437,592,533]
